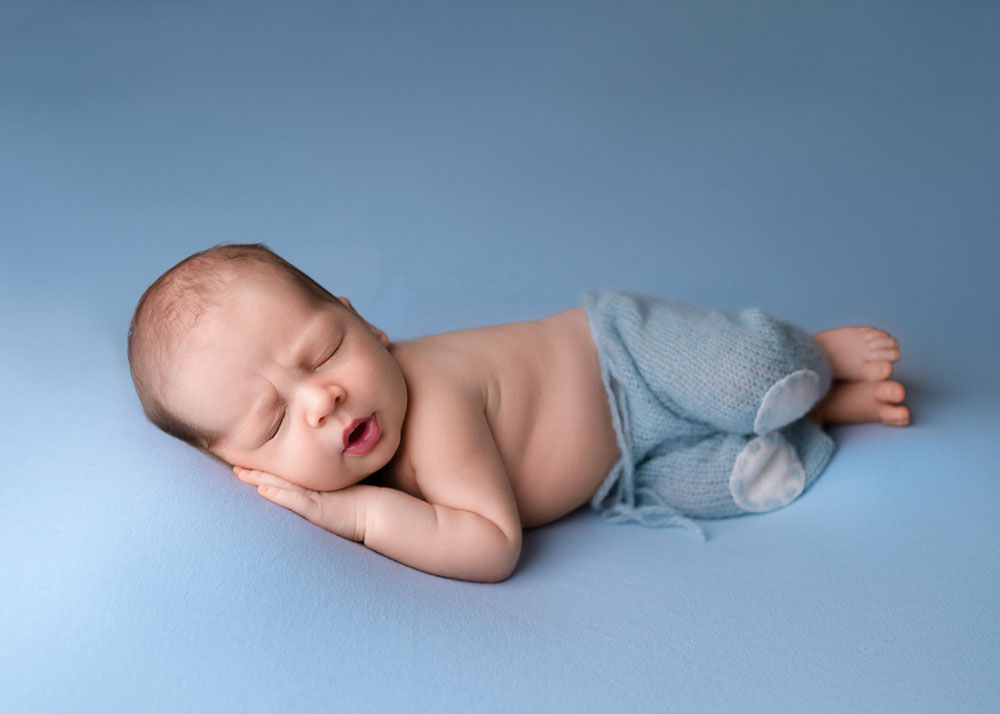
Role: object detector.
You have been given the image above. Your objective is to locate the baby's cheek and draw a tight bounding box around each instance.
[286,456,335,491]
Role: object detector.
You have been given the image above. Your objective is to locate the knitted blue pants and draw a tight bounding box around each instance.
[582,291,836,538]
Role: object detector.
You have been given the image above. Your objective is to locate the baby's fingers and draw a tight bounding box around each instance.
[257,485,323,523]
[234,466,305,493]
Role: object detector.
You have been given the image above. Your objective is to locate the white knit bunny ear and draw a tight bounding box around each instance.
[729,432,806,513]
[753,369,825,434]
[730,369,822,512]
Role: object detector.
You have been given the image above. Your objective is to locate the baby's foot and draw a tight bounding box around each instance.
[813,327,901,382]
[809,380,910,427]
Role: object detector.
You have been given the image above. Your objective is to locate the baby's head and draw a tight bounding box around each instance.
[128,243,407,490]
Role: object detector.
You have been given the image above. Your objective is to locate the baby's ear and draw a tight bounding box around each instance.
[338,296,390,347]
[337,296,356,313]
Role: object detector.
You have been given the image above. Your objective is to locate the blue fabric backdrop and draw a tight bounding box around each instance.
[2,1,998,711]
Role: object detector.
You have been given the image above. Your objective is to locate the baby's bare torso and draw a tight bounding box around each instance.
[384,307,619,528]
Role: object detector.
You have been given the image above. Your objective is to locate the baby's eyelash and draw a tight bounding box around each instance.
[268,409,286,441]
[315,339,342,368]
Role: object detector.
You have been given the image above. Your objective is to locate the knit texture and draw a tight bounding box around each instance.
[582,291,836,538]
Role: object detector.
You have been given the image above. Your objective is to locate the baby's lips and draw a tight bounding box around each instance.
[342,414,380,455]
[342,416,370,448]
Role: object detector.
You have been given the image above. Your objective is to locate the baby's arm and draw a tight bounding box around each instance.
[236,387,522,582]
[363,387,522,582]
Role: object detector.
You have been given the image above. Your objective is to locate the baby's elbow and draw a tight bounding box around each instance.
[477,546,520,583]
[479,529,522,583]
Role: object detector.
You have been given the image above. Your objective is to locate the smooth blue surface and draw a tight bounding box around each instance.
[2,2,998,711]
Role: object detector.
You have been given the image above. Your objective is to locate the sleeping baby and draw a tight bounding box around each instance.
[127,243,909,582]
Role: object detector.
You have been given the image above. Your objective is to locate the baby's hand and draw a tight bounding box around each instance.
[233,466,371,543]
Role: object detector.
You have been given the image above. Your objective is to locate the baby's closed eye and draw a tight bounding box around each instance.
[266,408,286,441]
[313,339,341,369]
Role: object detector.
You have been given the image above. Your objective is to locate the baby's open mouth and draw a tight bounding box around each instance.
[343,415,380,455]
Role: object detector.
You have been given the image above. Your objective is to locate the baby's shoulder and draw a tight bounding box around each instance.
[390,333,487,398]
[389,335,491,450]
[387,338,506,489]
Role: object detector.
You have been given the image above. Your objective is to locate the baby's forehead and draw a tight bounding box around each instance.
[198,277,338,351]
[171,289,316,386]
[215,266,322,313]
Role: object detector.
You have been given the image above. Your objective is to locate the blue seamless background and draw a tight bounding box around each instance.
[1,2,997,712]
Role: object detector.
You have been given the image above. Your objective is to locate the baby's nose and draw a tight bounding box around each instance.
[304,382,345,428]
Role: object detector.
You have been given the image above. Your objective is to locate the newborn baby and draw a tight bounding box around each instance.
[128,243,909,582]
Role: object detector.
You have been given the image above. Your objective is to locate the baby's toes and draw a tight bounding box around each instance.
[868,347,901,363]
[864,331,899,360]
[863,328,895,345]
[868,336,899,351]
[861,360,894,381]
[879,404,910,426]
[874,380,906,403]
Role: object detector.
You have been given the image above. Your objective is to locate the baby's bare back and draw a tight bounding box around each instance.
[387,307,619,528]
